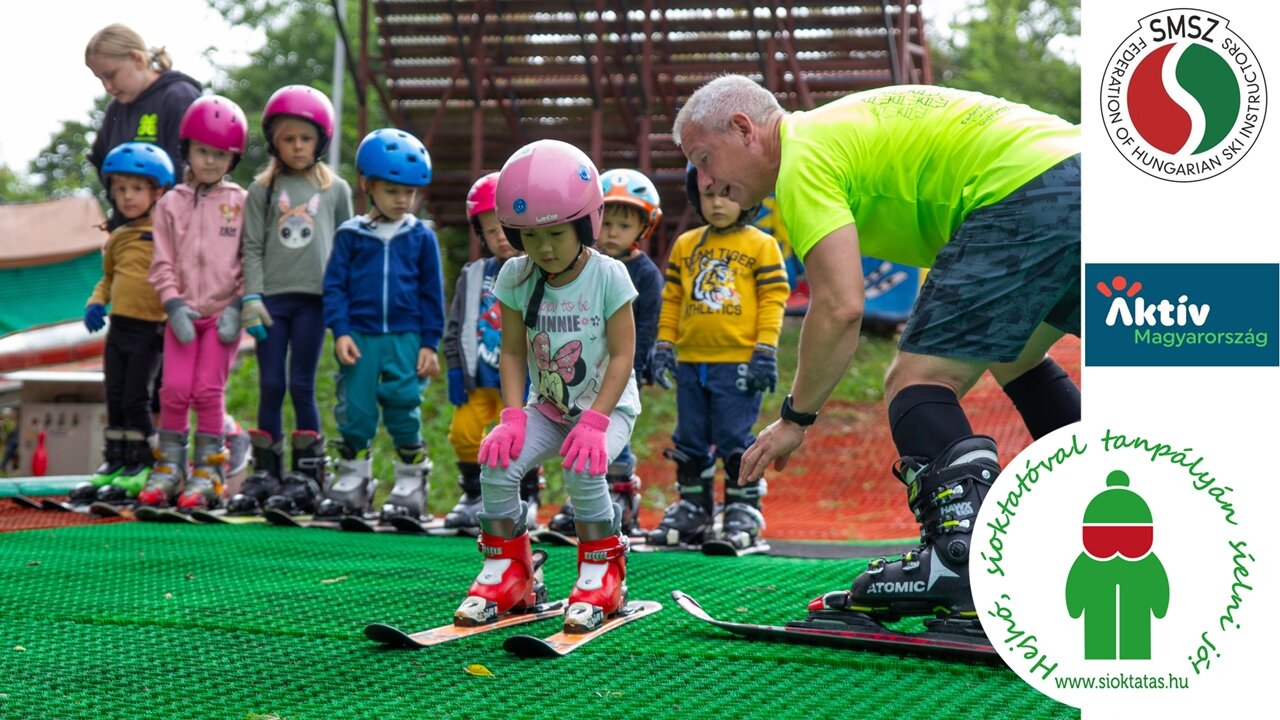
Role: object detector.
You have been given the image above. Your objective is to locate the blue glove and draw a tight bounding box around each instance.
[84,304,107,333]
[163,299,201,344]
[447,367,468,407]
[746,344,778,394]
[650,341,677,390]
[240,294,273,341]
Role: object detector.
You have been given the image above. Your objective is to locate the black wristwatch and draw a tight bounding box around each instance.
[780,394,819,427]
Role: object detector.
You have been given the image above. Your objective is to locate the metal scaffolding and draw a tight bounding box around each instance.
[356,0,931,256]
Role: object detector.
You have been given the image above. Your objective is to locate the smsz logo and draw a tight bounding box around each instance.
[1096,275,1211,328]
[1101,9,1266,181]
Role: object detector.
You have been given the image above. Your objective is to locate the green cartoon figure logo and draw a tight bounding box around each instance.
[1065,470,1169,659]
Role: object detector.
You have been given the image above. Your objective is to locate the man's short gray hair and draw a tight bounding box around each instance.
[672,75,784,147]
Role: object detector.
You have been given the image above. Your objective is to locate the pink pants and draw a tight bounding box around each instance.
[159,316,239,435]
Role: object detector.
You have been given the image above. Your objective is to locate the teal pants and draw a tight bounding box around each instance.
[334,332,426,449]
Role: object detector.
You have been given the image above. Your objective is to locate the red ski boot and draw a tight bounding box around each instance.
[455,515,547,626]
[564,521,628,633]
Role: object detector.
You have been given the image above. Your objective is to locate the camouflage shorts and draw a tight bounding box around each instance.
[900,155,1080,363]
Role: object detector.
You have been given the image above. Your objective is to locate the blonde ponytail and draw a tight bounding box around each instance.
[85,23,170,72]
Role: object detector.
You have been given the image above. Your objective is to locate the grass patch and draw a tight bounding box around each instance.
[225,315,897,514]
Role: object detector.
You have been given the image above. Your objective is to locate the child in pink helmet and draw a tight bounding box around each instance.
[142,95,250,511]
[455,140,640,633]
[230,85,353,516]
[440,173,544,534]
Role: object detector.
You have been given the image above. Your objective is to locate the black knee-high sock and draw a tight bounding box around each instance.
[1002,358,1080,439]
[887,385,974,459]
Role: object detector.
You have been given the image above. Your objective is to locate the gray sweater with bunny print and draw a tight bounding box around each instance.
[242,173,353,296]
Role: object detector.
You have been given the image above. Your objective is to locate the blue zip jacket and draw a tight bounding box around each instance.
[323,215,446,348]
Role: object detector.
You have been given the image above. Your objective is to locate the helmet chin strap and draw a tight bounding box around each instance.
[524,245,586,329]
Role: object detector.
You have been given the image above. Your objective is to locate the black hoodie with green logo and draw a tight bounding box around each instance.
[89,70,202,229]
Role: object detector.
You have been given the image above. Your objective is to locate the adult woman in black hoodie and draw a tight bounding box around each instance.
[85,23,201,231]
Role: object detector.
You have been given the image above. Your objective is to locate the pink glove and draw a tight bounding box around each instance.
[560,409,611,475]
[478,407,528,469]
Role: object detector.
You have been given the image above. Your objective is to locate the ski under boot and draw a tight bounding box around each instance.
[837,435,998,622]
[314,441,376,518]
[564,518,628,633]
[443,461,483,530]
[71,428,127,505]
[137,430,189,507]
[226,429,282,515]
[647,448,715,547]
[719,450,766,550]
[177,433,227,510]
[263,431,327,516]
[380,444,432,521]
[455,511,548,626]
[99,430,156,502]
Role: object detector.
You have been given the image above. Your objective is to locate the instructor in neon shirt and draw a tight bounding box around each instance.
[673,76,1080,627]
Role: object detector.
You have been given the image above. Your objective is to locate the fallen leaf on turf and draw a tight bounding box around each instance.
[463,664,494,677]
[321,575,348,584]
[24,561,38,566]
[164,593,173,599]
[12,647,24,652]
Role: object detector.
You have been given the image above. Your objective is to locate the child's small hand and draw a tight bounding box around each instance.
[164,300,201,344]
[417,347,440,378]
[84,304,107,333]
[650,341,677,389]
[336,335,361,365]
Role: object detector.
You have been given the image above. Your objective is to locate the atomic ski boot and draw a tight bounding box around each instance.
[381,444,432,521]
[263,431,328,516]
[564,517,629,632]
[314,441,376,518]
[136,430,188,507]
[813,436,998,629]
[71,428,126,505]
[646,448,715,547]
[719,450,766,550]
[226,429,282,515]
[443,461,483,530]
[176,433,227,510]
[455,509,548,626]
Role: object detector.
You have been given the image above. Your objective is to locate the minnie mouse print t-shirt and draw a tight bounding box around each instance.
[493,249,640,423]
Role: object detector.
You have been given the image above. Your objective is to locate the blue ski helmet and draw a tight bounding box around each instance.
[356,128,432,187]
[102,142,175,190]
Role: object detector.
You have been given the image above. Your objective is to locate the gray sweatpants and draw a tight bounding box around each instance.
[480,406,635,526]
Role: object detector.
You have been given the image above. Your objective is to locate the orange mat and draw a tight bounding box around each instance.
[630,336,1081,541]
[0,497,123,533]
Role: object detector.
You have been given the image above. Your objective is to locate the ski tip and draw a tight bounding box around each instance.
[502,634,560,658]
[363,623,420,649]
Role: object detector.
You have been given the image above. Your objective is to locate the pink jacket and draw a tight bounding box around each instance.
[149,182,247,317]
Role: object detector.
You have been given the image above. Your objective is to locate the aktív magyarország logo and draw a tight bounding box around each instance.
[1101,9,1266,181]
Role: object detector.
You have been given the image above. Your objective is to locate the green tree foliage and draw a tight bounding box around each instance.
[26,96,110,205]
[931,0,1081,123]
[0,165,44,203]
[206,0,387,191]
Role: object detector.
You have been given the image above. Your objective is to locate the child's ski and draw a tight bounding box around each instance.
[670,591,999,663]
[701,539,771,557]
[502,600,662,658]
[191,509,268,525]
[365,600,567,648]
[12,495,46,510]
[262,508,343,530]
[133,506,199,524]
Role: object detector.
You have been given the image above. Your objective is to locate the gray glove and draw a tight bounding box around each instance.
[217,299,243,344]
[163,299,201,345]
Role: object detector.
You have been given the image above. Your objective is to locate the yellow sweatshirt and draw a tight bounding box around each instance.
[658,224,789,362]
[87,222,167,323]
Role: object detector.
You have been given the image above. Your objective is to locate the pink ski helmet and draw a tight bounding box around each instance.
[179,95,248,169]
[466,172,500,218]
[495,140,603,251]
[262,85,336,160]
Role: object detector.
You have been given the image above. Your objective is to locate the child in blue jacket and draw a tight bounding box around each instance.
[319,129,445,520]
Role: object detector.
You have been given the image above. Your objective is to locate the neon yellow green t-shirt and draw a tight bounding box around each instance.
[776,86,1080,267]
